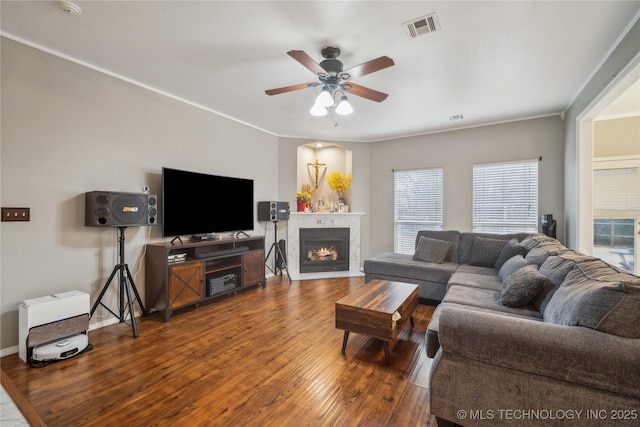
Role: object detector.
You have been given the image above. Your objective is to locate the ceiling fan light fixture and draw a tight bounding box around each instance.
[315,88,334,108]
[335,95,353,115]
[310,102,328,116]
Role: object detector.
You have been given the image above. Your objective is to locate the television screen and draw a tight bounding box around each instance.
[162,167,254,237]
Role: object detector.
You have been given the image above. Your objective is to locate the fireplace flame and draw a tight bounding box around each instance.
[317,247,332,257]
[307,246,338,261]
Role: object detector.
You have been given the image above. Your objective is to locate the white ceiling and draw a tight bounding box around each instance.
[2,1,639,142]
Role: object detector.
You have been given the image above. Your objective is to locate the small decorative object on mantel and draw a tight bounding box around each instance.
[296,190,312,212]
[316,196,327,212]
[326,171,352,205]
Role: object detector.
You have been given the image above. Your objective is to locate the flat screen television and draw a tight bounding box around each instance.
[162,167,254,237]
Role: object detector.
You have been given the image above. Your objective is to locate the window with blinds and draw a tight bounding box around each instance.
[593,167,640,219]
[394,168,443,254]
[473,160,538,233]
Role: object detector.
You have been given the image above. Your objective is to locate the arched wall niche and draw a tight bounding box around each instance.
[296,142,352,209]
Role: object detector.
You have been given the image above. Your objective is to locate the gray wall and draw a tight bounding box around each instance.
[368,116,566,257]
[563,18,640,249]
[1,38,280,349]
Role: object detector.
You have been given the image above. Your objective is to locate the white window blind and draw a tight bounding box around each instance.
[473,160,538,233]
[593,167,640,218]
[394,168,443,254]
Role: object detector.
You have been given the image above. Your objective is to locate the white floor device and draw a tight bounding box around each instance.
[19,291,90,364]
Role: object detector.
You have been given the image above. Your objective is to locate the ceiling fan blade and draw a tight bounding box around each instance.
[342,82,389,102]
[339,56,394,80]
[287,50,329,77]
[265,82,320,96]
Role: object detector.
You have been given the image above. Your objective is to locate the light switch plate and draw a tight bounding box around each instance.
[1,207,30,222]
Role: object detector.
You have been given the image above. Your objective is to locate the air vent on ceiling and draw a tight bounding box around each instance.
[403,13,441,38]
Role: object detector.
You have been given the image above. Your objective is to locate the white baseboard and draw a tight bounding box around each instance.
[88,311,141,331]
[0,345,19,357]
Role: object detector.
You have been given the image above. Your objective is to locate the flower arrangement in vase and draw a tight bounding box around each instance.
[326,171,352,204]
[296,190,312,212]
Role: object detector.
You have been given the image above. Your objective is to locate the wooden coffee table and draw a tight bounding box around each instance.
[335,280,419,365]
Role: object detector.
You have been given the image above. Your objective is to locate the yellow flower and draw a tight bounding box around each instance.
[296,191,312,202]
[326,172,352,195]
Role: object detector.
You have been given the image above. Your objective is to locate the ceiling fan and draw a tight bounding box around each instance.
[265,47,394,115]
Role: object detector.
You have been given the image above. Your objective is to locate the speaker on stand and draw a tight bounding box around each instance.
[258,201,291,283]
[85,191,157,337]
[85,191,157,227]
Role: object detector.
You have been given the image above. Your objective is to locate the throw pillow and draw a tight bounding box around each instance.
[494,238,528,271]
[413,236,453,264]
[525,246,552,267]
[498,254,528,281]
[501,264,547,307]
[520,235,542,250]
[469,236,510,268]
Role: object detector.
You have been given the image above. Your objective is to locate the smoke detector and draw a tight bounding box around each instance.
[59,1,81,16]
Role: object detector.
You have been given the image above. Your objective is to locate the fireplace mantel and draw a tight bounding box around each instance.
[287,212,365,280]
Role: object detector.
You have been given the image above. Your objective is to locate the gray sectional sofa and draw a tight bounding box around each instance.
[363,230,640,426]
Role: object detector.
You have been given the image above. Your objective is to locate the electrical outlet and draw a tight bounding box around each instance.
[1,207,30,222]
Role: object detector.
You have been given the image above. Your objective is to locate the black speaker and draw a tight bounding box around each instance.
[257,201,290,222]
[85,191,158,227]
[276,239,287,269]
[541,214,556,238]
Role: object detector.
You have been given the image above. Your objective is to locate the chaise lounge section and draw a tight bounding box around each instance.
[363,230,530,303]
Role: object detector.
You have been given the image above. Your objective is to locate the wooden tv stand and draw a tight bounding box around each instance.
[145,236,265,321]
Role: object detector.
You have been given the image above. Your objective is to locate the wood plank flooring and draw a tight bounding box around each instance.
[1,276,437,426]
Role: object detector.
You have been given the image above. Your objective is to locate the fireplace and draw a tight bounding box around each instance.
[299,228,350,273]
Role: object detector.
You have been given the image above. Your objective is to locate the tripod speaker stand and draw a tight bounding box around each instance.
[90,226,148,337]
[264,221,292,283]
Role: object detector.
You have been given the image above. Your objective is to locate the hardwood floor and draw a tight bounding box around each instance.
[1,276,437,426]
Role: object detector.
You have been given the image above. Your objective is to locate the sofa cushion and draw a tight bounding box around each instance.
[454,264,497,276]
[442,285,542,319]
[501,264,547,307]
[469,236,510,268]
[494,238,528,271]
[415,230,460,263]
[497,254,528,281]
[413,236,452,263]
[544,263,640,338]
[447,272,503,292]
[363,252,458,284]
